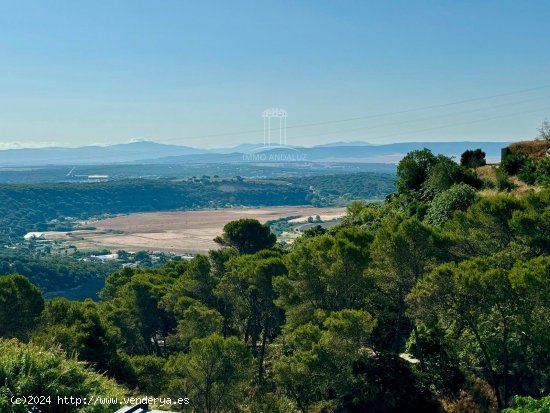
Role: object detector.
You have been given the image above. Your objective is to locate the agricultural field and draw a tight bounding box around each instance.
[43,206,346,254]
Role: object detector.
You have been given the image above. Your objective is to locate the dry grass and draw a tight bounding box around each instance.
[507,139,549,159]
[475,165,498,182]
[43,206,346,254]
[475,164,543,198]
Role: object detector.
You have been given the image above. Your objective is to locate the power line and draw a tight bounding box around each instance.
[165,83,550,141]
[285,95,550,141]
[365,105,550,142]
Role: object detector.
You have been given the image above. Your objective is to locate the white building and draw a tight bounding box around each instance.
[91,253,119,262]
[23,232,45,241]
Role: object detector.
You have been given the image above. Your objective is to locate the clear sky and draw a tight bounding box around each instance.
[1,0,550,149]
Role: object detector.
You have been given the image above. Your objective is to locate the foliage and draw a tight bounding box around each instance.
[0,274,44,340]
[496,166,515,191]
[216,250,286,380]
[274,309,376,412]
[3,146,550,412]
[214,219,276,254]
[504,395,550,412]
[461,149,487,168]
[420,155,481,200]
[0,339,126,413]
[408,256,550,410]
[0,173,396,244]
[396,148,438,192]
[503,152,550,186]
[0,251,118,296]
[31,298,126,378]
[396,149,481,203]
[275,227,373,330]
[502,152,530,175]
[285,172,396,205]
[165,334,253,413]
[425,184,477,227]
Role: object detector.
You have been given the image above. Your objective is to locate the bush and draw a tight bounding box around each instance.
[517,160,538,185]
[461,149,486,168]
[496,167,515,191]
[420,156,482,201]
[504,395,550,412]
[425,184,477,227]
[0,339,126,413]
[502,153,530,175]
[0,274,44,340]
[534,157,550,185]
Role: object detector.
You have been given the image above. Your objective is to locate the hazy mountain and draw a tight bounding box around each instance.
[0,140,509,166]
[0,141,204,166]
[315,140,373,147]
[147,141,508,164]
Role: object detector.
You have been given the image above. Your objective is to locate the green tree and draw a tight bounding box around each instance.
[509,190,550,255]
[425,183,477,228]
[502,152,530,175]
[162,255,217,309]
[421,155,481,200]
[408,256,550,409]
[32,298,125,378]
[102,269,175,355]
[396,148,438,192]
[0,274,44,340]
[461,149,487,168]
[126,355,167,396]
[217,250,286,380]
[168,302,223,350]
[369,217,443,352]
[214,219,276,254]
[275,227,373,330]
[504,395,550,412]
[274,309,376,413]
[444,194,523,258]
[166,335,253,413]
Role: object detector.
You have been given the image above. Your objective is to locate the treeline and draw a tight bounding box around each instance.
[286,172,395,206]
[0,251,118,297]
[0,178,307,241]
[0,173,394,242]
[1,149,549,412]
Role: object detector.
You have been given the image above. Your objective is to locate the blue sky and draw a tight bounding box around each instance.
[1,0,549,148]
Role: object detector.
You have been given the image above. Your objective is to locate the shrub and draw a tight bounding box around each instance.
[0,339,126,413]
[504,395,550,412]
[495,167,515,191]
[425,184,477,227]
[517,160,538,185]
[535,157,550,185]
[502,153,530,175]
[461,149,487,168]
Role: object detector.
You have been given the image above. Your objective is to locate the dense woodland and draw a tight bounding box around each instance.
[1,149,550,412]
[0,250,118,298]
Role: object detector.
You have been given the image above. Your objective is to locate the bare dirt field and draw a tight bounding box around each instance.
[43,207,346,254]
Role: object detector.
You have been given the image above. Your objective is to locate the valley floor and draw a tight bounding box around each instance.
[43,206,346,254]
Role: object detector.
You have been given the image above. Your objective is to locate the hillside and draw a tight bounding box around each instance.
[505,139,549,160]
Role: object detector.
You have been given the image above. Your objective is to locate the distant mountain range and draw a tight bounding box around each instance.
[0,140,509,166]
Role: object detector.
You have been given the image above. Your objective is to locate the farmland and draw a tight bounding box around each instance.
[43,206,346,254]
